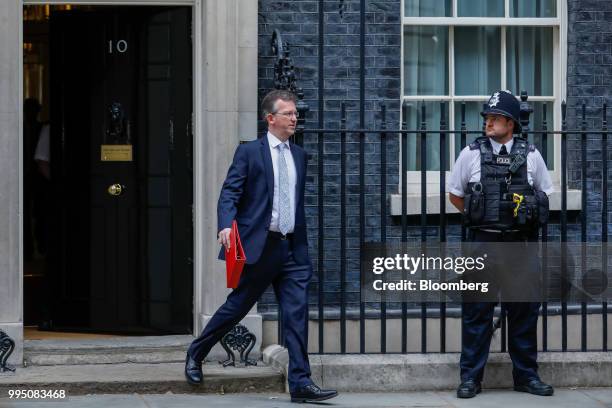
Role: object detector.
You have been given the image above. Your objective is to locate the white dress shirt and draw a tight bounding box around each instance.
[448,137,554,198]
[267,131,297,233]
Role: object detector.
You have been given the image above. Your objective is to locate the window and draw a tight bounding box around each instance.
[401,0,564,185]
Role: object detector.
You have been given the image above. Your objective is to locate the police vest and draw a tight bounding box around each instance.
[464,136,544,232]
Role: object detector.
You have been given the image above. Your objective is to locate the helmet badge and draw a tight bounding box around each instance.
[488,92,500,108]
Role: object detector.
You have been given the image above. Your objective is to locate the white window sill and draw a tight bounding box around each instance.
[389,188,582,216]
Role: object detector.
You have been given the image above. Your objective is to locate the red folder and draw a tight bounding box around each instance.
[225,220,246,288]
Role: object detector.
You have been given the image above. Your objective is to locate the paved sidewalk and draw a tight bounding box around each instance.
[0,363,283,395]
[1,389,611,408]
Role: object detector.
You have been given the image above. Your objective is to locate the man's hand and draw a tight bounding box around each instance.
[218,228,232,251]
[449,193,465,214]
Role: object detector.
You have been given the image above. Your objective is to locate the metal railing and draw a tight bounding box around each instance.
[269,98,611,354]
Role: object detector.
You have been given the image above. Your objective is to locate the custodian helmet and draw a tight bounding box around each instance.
[480,90,522,134]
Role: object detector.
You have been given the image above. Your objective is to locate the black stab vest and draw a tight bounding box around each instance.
[466,136,536,231]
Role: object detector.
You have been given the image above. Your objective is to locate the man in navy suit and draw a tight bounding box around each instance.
[185,90,338,403]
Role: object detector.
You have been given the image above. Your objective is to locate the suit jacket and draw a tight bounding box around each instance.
[217,135,310,265]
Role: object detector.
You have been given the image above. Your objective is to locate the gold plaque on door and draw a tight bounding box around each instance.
[101,145,133,162]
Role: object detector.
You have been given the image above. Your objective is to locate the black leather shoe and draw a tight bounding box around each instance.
[184,353,203,385]
[457,379,481,398]
[290,383,338,403]
[514,379,554,396]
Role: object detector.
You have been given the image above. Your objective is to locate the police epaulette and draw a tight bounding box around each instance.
[469,136,488,150]
[509,136,529,154]
[513,136,528,144]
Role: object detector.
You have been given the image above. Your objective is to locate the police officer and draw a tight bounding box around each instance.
[448,90,554,398]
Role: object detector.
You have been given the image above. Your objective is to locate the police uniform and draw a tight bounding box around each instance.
[448,90,554,397]
[449,137,553,203]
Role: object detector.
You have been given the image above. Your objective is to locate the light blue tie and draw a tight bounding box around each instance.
[277,143,292,235]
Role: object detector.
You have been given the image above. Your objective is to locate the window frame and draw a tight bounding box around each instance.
[399,0,567,195]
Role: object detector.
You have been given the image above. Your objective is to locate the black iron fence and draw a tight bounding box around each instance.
[272,96,611,355]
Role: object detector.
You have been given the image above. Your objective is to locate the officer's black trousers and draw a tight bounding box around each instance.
[460,230,541,385]
[460,301,540,384]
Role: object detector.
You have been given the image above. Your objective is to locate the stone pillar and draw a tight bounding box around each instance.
[194,0,260,361]
[0,0,23,368]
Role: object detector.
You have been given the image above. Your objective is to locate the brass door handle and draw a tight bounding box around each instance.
[108,183,124,196]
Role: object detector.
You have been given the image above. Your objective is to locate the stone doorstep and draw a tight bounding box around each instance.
[24,335,192,366]
[24,335,194,351]
[0,362,285,396]
[263,345,612,392]
[23,333,261,366]
[24,349,189,366]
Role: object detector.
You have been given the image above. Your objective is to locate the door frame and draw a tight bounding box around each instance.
[20,0,203,334]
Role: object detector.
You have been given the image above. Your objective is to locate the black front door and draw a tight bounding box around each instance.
[49,6,193,334]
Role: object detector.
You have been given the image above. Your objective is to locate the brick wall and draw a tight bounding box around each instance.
[566,0,612,243]
[258,0,402,312]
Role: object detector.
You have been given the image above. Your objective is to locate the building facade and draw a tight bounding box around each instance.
[0,0,610,368]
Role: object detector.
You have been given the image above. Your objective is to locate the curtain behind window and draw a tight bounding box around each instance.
[455,27,501,96]
[506,27,553,96]
[404,0,451,17]
[403,26,448,95]
[458,0,504,17]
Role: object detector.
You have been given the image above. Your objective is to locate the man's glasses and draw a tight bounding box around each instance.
[272,111,299,118]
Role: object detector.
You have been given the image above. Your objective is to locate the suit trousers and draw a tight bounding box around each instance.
[460,229,540,385]
[187,235,313,392]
